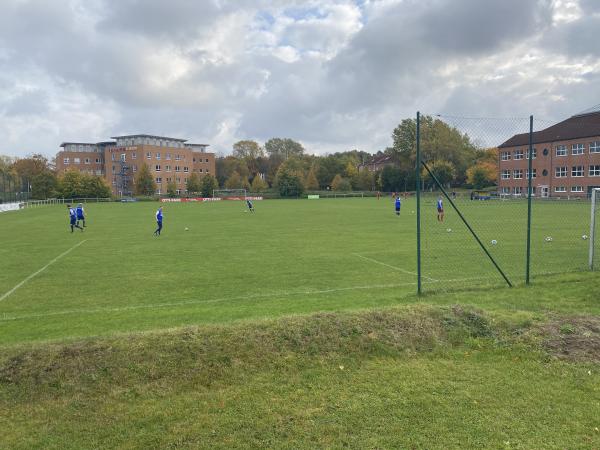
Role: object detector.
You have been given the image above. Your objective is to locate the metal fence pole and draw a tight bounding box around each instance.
[526,115,533,284]
[416,111,422,295]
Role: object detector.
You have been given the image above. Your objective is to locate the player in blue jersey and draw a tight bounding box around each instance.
[76,203,86,227]
[437,197,444,222]
[67,204,83,232]
[246,199,255,213]
[394,196,401,216]
[154,206,163,236]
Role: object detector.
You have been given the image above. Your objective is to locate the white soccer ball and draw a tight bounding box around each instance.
[545,236,553,242]
[491,239,498,245]
[446,228,452,233]
[185,227,189,231]
[582,235,588,240]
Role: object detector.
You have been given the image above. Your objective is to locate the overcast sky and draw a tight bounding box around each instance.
[1,0,599,158]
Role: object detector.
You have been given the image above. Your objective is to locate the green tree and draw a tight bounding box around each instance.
[275,158,305,197]
[265,138,305,159]
[12,154,51,192]
[421,160,456,189]
[200,174,219,197]
[31,171,58,199]
[250,174,268,192]
[134,163,156,196]
[225,171,242,189]
[233,140,263,160]
[355,170,375,191]
[331,174,351,191]
[57,170,84,198]
[186,173,201,194]
[81,175,111,198]
[391,115,476,185]
[167,180,178,197]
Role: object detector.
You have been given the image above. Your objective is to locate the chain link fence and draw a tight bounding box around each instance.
[416,113,597,294]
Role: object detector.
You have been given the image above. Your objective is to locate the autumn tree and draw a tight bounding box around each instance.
[134,163,156,196]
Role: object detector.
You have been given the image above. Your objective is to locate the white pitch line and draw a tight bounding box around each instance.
[352,253,438,282]
[0,240,87,303]
[0,281,421,322]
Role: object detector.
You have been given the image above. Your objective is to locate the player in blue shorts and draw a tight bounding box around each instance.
[67,204,83,232]
[437,197,444,222]
[154,206,163,236]
[76,203,86,227]
[246,199,255,213]
[394,196,401,216]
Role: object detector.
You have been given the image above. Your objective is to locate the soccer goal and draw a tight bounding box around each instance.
[213,189,247,200]
[590,188,600,270]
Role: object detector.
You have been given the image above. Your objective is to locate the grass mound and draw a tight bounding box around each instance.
[1,305,599,449]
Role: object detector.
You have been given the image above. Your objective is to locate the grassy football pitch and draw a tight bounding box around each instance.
[0,197,594,345]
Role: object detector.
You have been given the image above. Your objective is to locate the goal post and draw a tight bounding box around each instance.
[590,188,600,270]
[213,189,247,200]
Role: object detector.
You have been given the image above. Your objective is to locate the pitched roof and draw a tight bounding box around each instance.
[499,110,600,148]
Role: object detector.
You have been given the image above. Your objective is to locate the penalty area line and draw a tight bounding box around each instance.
[0,240,87,303]
[352,253,438,282]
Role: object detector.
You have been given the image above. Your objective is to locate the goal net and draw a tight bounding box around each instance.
[213,189,247,200]
[590,188,600,270]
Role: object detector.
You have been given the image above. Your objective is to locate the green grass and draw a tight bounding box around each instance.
[0,197,595,345]
[1,198,599,448]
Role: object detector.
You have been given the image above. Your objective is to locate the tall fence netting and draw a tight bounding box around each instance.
[418,114,593,294]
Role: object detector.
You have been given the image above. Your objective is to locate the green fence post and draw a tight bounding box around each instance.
[526,115,533,285]
[416,112,422,295]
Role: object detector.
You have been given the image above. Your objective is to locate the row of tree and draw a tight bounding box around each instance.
[1,114,498,200]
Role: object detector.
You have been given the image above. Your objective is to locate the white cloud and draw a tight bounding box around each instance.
[0,0,599,158]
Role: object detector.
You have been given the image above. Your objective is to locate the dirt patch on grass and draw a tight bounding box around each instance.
[541,316,600,362]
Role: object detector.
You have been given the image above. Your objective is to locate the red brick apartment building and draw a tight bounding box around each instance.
[56,135,216,196]
[498,109,600,198]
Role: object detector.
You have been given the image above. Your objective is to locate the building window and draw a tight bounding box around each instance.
[156,177,162,184]
[205,169,209,173]
[513,150,524,160]
[205,158,209,163]
[155,165,161,172]
[111,153,116,161]
[175,166,181,172]
[572,166,584,177]
[132,165,137,172]
[590,141,600,153]
[156,153,161,160]
[556,145,567,156]
[146,152,152,159]
[526,169,537,179]
[501,187,510,194]
[165,165,171,172]
[513,169,523,179]
[63,158,70,165]
[84,158,90,164]
[175,154,181,161]
[95,170,102,176]
[95,158,101,163]
[184,167,189,173]
[132,152,137,159]
[166,153,171,160]
[167,177,171,182]
[176,177,181,183]
[589,165,600,177]
[572,143,585,155]
[513,187,522,195]
[571,186,583,192]
[501,169,510,179]
[554,186,566,193]
[555,167,567,178]
[112,165,116,173]
[525,148,537,159]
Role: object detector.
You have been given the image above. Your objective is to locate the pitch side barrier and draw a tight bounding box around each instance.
[160,196,264,203]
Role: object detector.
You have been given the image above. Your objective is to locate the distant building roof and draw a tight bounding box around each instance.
[185,143,210,147]
[111,134,187,142]
[499,110,600,148]
[359,154,393,166]
[60,142,97,147]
